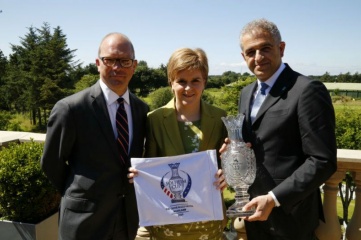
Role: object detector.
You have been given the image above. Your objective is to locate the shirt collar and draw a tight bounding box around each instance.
[99,80,130,106]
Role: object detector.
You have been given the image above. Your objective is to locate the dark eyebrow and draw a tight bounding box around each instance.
[245,42,273,54]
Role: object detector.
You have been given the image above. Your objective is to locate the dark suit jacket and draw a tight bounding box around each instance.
[239,64,337,237]
[41,81,149,240]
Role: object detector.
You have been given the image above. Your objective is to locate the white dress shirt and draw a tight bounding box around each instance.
[99,80,133,153]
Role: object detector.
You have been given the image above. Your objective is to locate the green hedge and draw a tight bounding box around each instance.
[335,108,361,150]
[0,140,60,223]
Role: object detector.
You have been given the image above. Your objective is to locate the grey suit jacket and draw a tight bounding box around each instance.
[41,81,149,240]
[239,64,337,236]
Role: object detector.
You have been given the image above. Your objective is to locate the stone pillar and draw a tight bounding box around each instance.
[315,171,344,240]
[346,171,361,240]
[233,217,247,240]
[136,227,150,239]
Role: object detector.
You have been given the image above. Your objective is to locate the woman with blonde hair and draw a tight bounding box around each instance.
[130,47,227,239]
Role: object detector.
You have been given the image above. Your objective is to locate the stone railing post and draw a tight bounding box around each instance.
[315,171,344,240]
[233,217,247,240]
[337,149,361,240]
[346,171,361,240]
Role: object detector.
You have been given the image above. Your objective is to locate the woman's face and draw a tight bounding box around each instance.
[171,69,206,107]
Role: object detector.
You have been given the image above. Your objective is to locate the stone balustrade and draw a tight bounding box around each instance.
[316,149,361,240]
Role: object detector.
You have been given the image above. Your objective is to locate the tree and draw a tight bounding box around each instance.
[320,72,333,82]
[208,71,244,88]
[68,63,98,88]
[130,61,168,96]
[147,87,172,110]
[74,74,98,92]
[350,72,361,83]
[0,50,9,110]
[0,50,6,78]
[337,72,351,83]
[4,23,77,129]
[216,76,256,115]
[221,71,242,84]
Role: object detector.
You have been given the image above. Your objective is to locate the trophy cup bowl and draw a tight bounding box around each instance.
[221,114,256,218]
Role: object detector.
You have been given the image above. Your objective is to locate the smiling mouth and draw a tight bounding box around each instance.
[183,93,195,97]
[256,61,269,68]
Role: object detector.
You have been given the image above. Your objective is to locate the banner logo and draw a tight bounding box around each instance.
[161,163,192,202]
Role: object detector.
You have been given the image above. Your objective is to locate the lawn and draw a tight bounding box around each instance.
[333,97,361,111]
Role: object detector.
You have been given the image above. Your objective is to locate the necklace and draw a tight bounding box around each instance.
[184,121,193,126]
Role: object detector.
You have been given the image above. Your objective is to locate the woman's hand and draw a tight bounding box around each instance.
[214,169,227,192]
[128,167,138,184]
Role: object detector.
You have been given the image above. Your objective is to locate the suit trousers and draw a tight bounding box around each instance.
[109,198,130,240]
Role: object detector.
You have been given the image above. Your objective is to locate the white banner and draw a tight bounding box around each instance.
[131,150,224,226]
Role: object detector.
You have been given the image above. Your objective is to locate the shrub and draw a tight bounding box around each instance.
[148,87,173,110]
[0,111,12,130]
[335,108,361,150]
[217,77,256,115]
[0,140,60,223]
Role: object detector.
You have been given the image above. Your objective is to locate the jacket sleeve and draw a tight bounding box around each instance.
[41,100,75,193]
[273,80,337,212]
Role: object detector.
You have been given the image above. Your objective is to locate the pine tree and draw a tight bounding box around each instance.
[4,23,77,129]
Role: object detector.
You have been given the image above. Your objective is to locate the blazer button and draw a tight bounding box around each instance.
[117,194,125,199]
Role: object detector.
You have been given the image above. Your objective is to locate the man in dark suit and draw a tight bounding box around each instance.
[238,19,337,239]
[41,33,149,240]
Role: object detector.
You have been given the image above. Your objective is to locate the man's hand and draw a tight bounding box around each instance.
[127,167,138,184]
[219,138,252,155]
[242,193,275,221]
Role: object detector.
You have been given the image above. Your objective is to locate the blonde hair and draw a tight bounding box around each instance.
[167,48,208,85]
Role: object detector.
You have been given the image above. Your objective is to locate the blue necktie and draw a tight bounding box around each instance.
[116,97,129,164]
[250,82,269,123]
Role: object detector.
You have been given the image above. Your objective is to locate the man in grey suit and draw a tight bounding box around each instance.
[41,33,149,240]
[237,19,337,239]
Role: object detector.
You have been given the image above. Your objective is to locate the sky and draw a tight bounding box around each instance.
[1,0,361,76]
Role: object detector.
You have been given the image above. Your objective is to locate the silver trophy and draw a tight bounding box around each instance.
[221,114,256,217]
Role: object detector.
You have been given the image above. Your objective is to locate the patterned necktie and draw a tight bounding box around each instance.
[250,82,269,123]
[116,97,129,164]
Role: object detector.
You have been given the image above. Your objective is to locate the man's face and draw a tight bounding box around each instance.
[241,31,285,81]
[96,35,137,96]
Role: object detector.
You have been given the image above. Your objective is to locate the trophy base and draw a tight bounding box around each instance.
[226,201,255,218]
[226,208,255,218]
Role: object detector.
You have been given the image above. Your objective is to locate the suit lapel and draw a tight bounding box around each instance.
[163,100,185,155]
[245,82,257,123]
[252,66,291,124]
[129,93,140,154]
[90,81,119,159]
[199,101,215,151]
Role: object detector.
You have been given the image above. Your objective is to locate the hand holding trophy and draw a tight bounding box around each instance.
[221,114,256,217]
